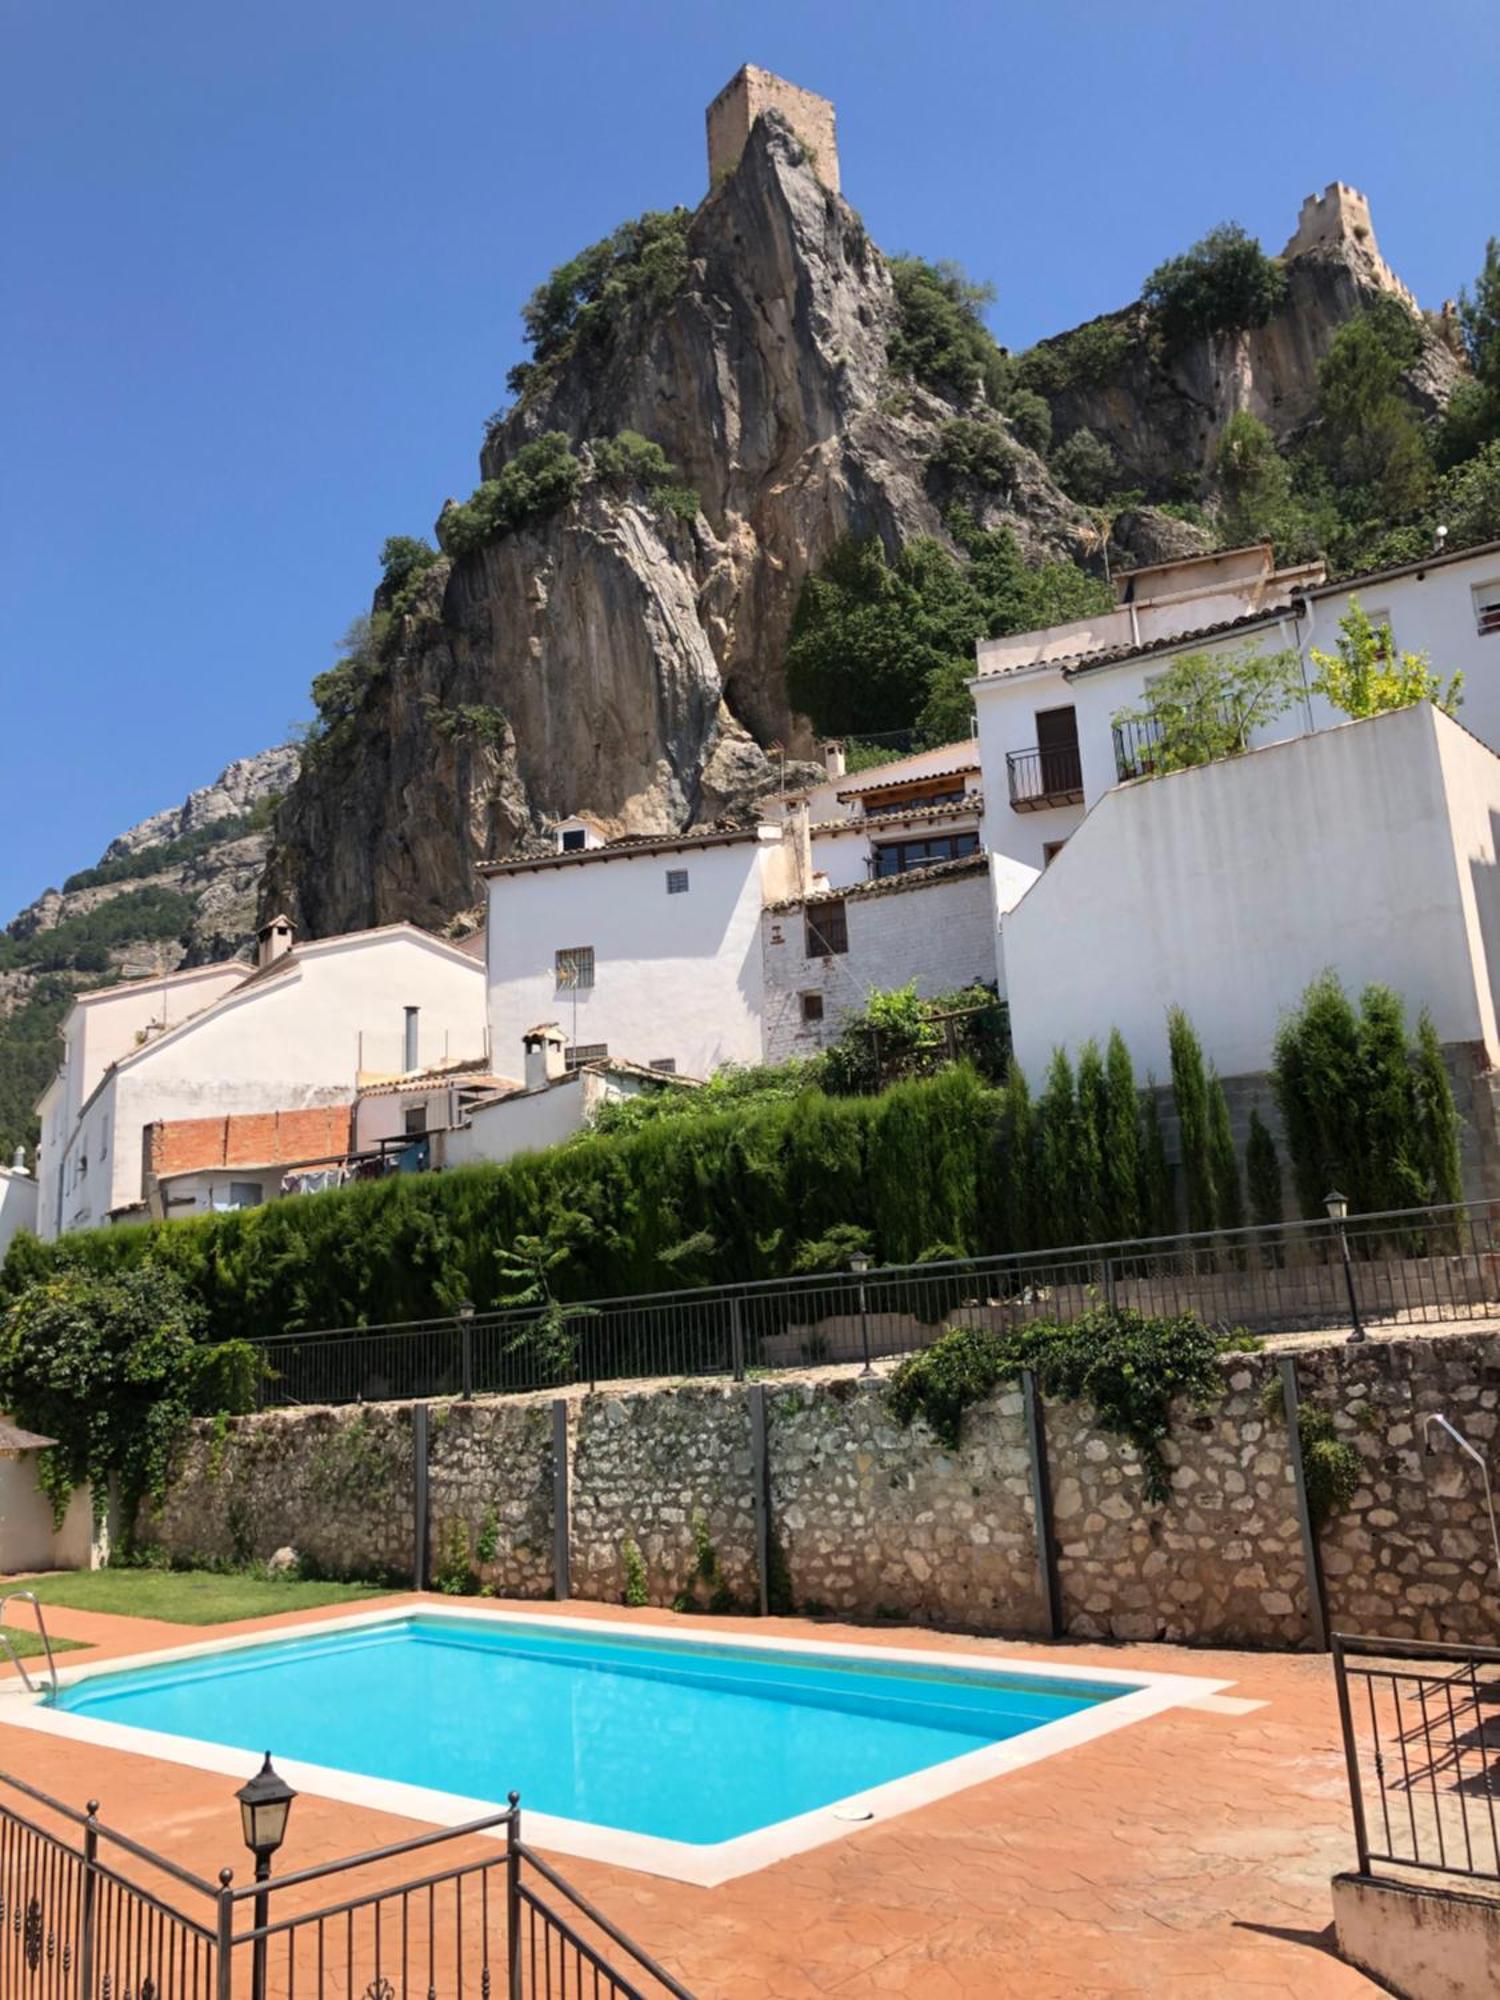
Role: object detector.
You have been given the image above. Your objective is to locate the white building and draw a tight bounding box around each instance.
[479,820,814,1081]
[37,919,486,1238]
[971,538,1500,873]
[1001,702,1500,1095]
[0,1152,38,1262]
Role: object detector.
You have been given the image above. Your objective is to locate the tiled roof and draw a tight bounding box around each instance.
[765,852,990,914]
[979,606,1300,683]
[1305,535,1500,599]
[478,824,764,877]
[811,794,984,837]
[358,1058,515,1097]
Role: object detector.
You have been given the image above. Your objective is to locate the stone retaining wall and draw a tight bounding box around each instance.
[146,1328,1500,1648]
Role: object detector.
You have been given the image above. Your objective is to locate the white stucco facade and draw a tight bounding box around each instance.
[482,826,811,1081]
[1001,704,1500,1086]
[0,1164,38,1262]
[440,1066,657,1171]
[972,540,1500,875]
[40,926,485,1237]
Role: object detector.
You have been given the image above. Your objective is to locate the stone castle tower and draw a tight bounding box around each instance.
[706,65,839,193]
[1282,181,1418,311]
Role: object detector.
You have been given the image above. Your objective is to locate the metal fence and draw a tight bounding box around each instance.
[1333,1634,1500,1885]
[0,1774,693,1999]
[249,1199,1500,1411]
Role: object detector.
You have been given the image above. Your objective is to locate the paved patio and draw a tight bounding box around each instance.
[0,1592,1378,1997]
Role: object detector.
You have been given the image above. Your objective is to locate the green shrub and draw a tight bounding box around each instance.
[1168,1007,1215,1236]
[886,257,1007,400]
[433,1516,477,1595]
[510,208,693,395]
[437,435,584,557]
[1049,428,1119,504]
[1142,223,1287,344]
[1004,388,1052,455]
[929,417,1017,490]
[589,431,699,521]
[379,535,441,616]
[621,1536,648,1607]
[888,1305,1245,1503]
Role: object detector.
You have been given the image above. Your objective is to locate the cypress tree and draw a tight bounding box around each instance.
[1036,1047,1079,1246]
[1074,1040,1109,1243]
[1356,983,1426,1214]
[1415,1011,1464,1210]
[1102,1029,1141,1240]
[1167,1006,1215,1234]
[1246,1108,1283,1230]
[993,1062,1036,1253]
[1139,1083,1175,1237]
[1207,1074,1244,1233]
[1272,972,1363,1218]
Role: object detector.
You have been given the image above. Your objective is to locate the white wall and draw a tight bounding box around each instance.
[440,1069,653,1169]
[0,1462,96,1573]
[762,866,999,1064]
[486,837,784,1080]
[0,1171,37,1262]
[1002,705,1496,1086]
[57,931,484,1229]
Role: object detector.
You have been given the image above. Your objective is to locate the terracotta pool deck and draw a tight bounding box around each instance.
[0,1592,1378,1997]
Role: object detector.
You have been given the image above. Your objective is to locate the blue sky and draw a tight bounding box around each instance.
[3,0,1496,916]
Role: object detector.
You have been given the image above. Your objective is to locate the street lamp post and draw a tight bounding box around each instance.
[456,1298,476,1400]
[850,1252,875,1379]
[1324,1192,1365,1344]
[236,1754,297,2000]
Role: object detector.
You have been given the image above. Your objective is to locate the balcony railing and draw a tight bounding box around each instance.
[1112,714,1166,782]
[1006,744,1083,811]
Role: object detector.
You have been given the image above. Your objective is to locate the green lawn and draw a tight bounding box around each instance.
[16,1569,393,1626]
[2,1627,87,1660]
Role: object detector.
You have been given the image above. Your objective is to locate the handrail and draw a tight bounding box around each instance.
[0,1589,59,1697]
[514,1839,697,1998]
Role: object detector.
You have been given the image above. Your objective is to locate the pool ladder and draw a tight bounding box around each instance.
[0,1590,58,1697]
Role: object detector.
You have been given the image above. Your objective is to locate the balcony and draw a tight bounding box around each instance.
[1112,715,1166,782]
[1006,744,1083,812]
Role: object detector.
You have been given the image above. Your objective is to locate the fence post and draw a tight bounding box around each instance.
[1279,1355,1329,1653]
[552,1399,571,1602]
[412,1402,430,1592]
[749,1384,770,1617]
[461,1318,474,1401]
[1021,1369,1063,1639]
[215,1870,235,2000]
[729,1293,746,1382]
[1330,1636,1371,1873]
[1102,1257,1117,1310]
[77,1803,99,2000]
[505,1796,523,2000]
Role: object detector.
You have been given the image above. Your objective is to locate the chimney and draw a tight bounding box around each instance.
[256,914,296,970]
[10,1144,27,1176]
[522,1023,568,1091]
[403,1005,420,1073]
[822,740,846,780]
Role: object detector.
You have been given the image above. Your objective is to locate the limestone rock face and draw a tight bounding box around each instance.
[260,113,1091,938]
[1036,250,1464,492]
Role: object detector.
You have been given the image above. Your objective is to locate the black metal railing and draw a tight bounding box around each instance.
[0,1775,694,1999]
[1112,713,1168,781]
[1333,1634,1500,1885]
[248,1199,1500,1411]
[1005,744,1083,810]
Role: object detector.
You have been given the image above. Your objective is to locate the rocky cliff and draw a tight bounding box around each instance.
[258,114,1091,937]
[1029,236,1463,492]
[0,747,294,1156]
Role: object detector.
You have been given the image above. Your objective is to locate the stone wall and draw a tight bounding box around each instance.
[150,1328,1500,1650]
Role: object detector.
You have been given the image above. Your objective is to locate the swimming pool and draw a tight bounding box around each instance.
[21,1609,1230,1883]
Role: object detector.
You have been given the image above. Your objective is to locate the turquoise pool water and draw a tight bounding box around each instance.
[52,1616,1129,1844]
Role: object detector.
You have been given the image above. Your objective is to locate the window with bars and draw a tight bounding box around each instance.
[666,868,689,894]
[565,1042,610,1069]
[800,992,825,1024]
[555,946,595,989]
[1476,583,1500,637]
[805,899,848,957]
[650,1058,677,1073]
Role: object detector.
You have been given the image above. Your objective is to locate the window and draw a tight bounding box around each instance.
[226,1182,263,1210]
[805,899,848,957]
[565,1042,610,1069]
[800,992,825,1025]
[665,869,689,894]
[560,827,587,851]
[1476,582,1500,638]
[1042,839,1068,867]
[872,830,980,879]
[555,946,595,990]
[403,1104,429,1136]
[650,1058,677,1074]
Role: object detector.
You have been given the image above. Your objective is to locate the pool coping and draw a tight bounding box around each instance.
[0,1602,1234,1887]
